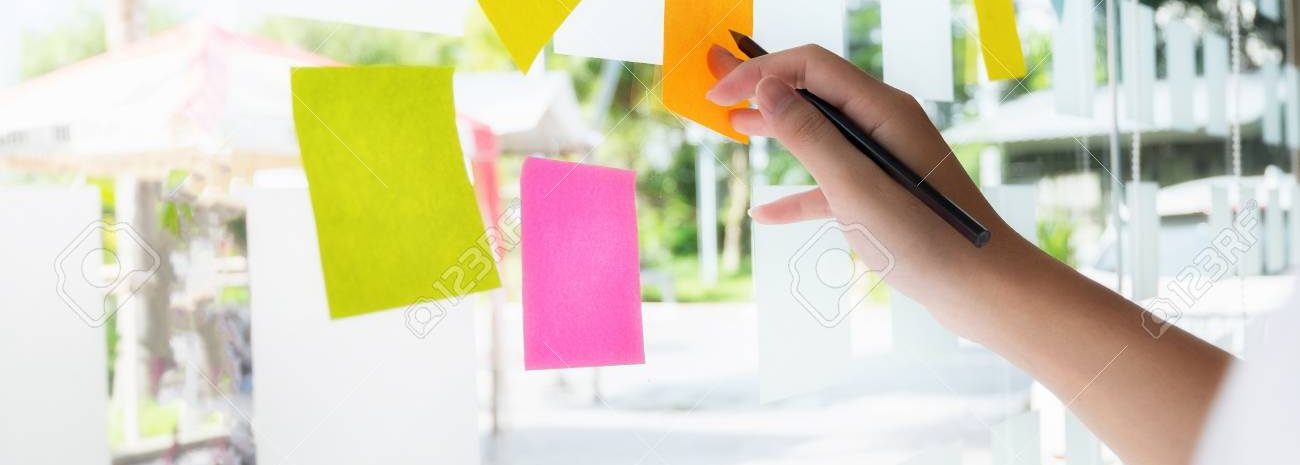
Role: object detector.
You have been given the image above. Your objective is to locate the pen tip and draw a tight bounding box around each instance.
[728,29,746,44]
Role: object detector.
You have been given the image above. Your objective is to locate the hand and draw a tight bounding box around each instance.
[708,45,1235,465]
[705,44,1033,330]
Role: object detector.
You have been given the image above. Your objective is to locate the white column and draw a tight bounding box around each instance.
[980,146,1004,187]
[113,176,141,444]
[985,184,1039,246]
[696,148,719,286]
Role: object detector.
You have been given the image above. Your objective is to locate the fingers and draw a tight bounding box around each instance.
[707,45,743,80]
[706,44,910,139]
[753,76,866,183]
[729,109,770,136]
[749,188,831,224]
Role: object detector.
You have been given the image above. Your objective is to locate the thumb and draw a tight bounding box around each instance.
[753,76,867,185]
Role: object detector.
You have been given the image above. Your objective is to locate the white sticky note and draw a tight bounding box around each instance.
[1202,33,1230,137]
[246,0,471,35]
[901,442,962,465]
[1120,1,1155,127]
[247,186,480,465]
[755,0,847,57]
[752,185,854,403]
[1285,66,1300,149]
[1126,181,1158,301]
[881,0,953,102]
[1165,21,1197,131]
[1052,0,1095,117]
[985,184,1038,246]
[553,0,664,64]
[1258,0,1280,20]
[1262,62,1282,146]
[0,187,109,465]
[891,290,958,359]
[992,411,1042,465]
[1065,412,1102,465]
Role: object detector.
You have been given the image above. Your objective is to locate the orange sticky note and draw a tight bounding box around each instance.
[973,0,1027,81]
[663,0,752,143]
[480,0,582,71]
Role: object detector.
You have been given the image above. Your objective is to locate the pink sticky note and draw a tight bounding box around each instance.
[522,157,644,370]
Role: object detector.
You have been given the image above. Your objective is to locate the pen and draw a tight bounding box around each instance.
[729,30,990,248]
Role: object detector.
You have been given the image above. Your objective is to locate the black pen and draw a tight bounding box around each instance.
[729,30,990,248]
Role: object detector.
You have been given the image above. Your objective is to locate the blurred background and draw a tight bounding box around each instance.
[0,0,1296,464]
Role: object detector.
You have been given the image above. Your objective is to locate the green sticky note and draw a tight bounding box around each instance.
[290,66,500,319]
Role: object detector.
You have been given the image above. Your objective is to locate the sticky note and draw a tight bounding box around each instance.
[664,0,752,143]
[973,0,1027,81]
[1203,33,1229,137]
[881,0,954,102]
[480,0,581,71]
[246,187,480,465]
[521,157,643,370]
[891,290,957,359]
[290,66,500,319]
[752,185,853,402]
[0,187,109,465]
[1121,1,1155,126]
[1052,0,1094,116]
[246,0,472,35]
[554,0,664,64]
[1262,62,1282,146]
[992,411,1042,465]
[754,0,846,56]
[1165,21,1197,131]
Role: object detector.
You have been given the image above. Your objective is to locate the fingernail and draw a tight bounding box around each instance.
[706,87,725,105]
[756,77,796,115]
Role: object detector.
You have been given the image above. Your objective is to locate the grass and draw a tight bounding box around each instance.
[642,255,752,303]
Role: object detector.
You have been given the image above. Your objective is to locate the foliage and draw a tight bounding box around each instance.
[1037,214,1077,267]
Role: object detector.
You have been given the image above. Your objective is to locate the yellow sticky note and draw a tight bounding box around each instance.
[290,66,501,319]
[973,0,1027,81]
[480,0,582,71]
[663,0,752,143]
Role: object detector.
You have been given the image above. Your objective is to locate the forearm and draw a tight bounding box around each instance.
[936,230,1233,465]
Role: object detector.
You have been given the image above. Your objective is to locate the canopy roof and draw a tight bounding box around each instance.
[942,73,1272,152]
[0,21,339,178]
[0,21,596,181]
